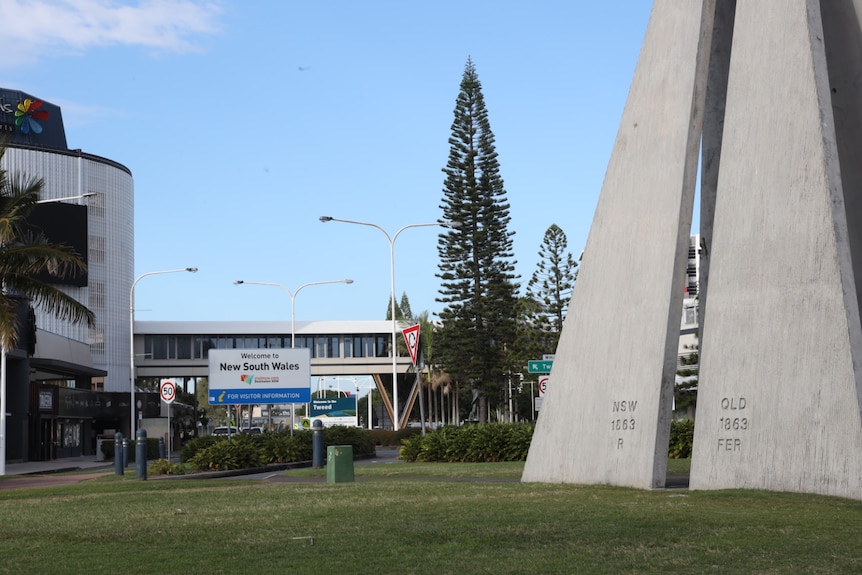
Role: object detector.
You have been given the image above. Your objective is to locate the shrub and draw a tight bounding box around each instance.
[324,426,375,455]
[260,431,310,463]
[189,435,264,472]
[399,423,535,463]
[399,434,423,462]
[148,458,183,476]
[180,435,224,463]
[668,419,695,459]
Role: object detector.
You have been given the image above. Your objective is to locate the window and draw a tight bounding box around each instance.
[88,191,105,218]
[293,336,312,352]
[90,281,105,309]
[176,336,191,359]
[89,235,105,264]
[313,336,340,358]
[90,327,105,356]
[376,335,388,357]
[195,336,216,359]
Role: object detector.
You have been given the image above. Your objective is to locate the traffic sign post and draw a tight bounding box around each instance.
[159,379,176,461]
[528,360,553,373]
[159,379,176,404]
[402,324,421,365]
[538,376,549,396]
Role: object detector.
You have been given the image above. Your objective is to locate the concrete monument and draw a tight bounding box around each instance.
[523,0,862,501]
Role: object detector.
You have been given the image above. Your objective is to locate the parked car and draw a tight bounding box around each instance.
[241,427,264,435]
[212,426,241,436]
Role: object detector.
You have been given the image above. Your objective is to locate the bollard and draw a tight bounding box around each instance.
[114,432,124,476]
[312,419,325,468]
[136,428,148,480]
[158,436,165,459]
[122,438,130,468]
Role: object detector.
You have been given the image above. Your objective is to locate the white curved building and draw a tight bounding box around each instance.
[2,96,134,394]
[5,146,133,391]
[1,88,134,462]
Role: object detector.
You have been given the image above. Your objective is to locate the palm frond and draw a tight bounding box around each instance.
[0,140,96,347]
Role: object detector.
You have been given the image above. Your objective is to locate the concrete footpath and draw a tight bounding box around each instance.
[4,456,115,476]
[0,456,116,491]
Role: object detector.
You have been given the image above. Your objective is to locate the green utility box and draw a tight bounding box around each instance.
[326,445,355,483]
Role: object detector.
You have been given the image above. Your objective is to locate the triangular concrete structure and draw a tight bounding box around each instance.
[522,0,715,488]
[690,0,862,499]
[524,0,862,500]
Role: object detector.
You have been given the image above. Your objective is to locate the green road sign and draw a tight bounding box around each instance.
[528,360,553,373]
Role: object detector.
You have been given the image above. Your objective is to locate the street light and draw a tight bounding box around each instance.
[1,192,99,475]
[129,268,198,442]
[35,192,96,204]
[319,215,460,431]
[233,279,353,348]
[233,278,353,431]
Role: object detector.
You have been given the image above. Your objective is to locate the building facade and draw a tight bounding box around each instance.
[1,87,134,462]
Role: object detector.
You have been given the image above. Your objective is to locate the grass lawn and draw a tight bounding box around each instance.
[0,460,859,574]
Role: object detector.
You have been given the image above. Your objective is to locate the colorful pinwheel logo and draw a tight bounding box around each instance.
[240,374,255,385]
[14,98,49,135]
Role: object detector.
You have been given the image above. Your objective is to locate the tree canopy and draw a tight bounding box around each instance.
[436,58,519,422]
[524,223,578,355]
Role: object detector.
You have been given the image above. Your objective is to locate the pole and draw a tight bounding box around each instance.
[531,381,535,421]
[508,374,513,423]
[319,216,460,430]
[130,268,198,442]
[167,402,172,462]
[0,346,6,476]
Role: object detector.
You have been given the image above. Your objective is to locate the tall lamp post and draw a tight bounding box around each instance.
[233,278,353,431]
[1,193,97,475]
[35,193,96,204]
[319,216,460,431]
[129,268,198,441]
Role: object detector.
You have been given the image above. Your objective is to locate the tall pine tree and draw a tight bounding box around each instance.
[525,224,578,354]
[436,58,519,423]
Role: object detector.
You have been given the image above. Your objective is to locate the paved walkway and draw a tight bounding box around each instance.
[0,456,115,491]
[4,455,114,476]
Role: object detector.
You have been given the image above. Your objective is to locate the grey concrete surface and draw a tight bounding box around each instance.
[522,0,714,489]
[690,0,862,500]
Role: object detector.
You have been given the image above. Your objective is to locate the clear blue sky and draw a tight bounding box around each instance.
[0,1,654,323]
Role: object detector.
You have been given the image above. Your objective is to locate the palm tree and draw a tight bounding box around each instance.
[0,141,95,473]
[0,142,95,348]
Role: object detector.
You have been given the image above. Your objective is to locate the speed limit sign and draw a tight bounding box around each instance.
[159,379,176,404]
[538,376,549,397]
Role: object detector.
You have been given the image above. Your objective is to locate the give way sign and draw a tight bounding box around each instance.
[402,324,420,365]
[159,379,177,404]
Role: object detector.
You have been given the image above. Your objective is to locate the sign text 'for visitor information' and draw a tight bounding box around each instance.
[208,348,311,405]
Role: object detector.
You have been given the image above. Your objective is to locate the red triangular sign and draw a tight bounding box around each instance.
[402,324,420,365]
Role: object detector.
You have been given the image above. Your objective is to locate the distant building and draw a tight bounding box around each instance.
[676,234,702,418]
